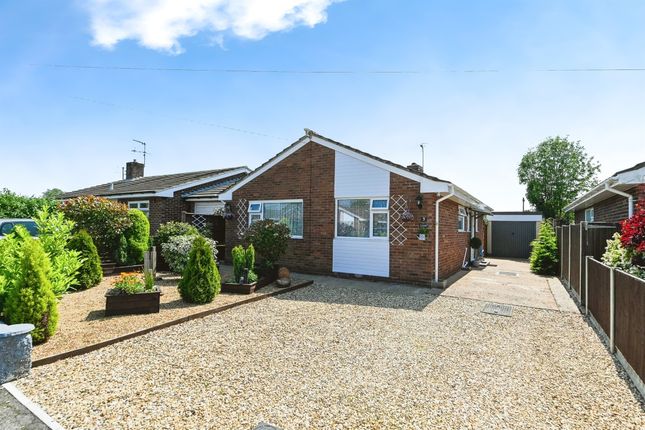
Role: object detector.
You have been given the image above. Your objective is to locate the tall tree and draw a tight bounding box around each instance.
[518,136,600,220]
[42,188,64,200]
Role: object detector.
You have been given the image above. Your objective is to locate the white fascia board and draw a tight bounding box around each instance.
[218,137,310,201]
[157,167,251,198]
[564,178,615,212]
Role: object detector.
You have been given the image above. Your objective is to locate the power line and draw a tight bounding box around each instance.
[32,63,645,74]
[70,96,289,141]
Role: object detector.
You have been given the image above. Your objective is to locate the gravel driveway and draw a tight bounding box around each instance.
[16,272,645,429]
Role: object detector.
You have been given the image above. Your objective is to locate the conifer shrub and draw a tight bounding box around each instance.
[115,234,129,265]
[178,236,220,304]
[529,222,559,275]
[4,238,59,344]
[68,230,102,290]
[232,245,246,282]
[124,209,150,265]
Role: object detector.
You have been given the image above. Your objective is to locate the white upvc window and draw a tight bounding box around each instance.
[128,200,149,217]
[248,200,304,239]
[458,206,468,232]
[336,198,389,239]
[585,207,595,222]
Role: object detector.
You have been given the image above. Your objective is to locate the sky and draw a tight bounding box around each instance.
[1,0,645,211]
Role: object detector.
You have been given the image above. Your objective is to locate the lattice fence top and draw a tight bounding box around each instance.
[236,199,248,239]
[390,195,408,246]
[191,214,208,232]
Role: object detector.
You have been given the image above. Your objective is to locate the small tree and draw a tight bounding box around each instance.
[518,136,600,220]
[68,230,103,290]
[244,220,290,270]
[124,209,150,265]
[0,188,55,218]
[60,196,132,253]
[178,236,220,304]
[4,238,59,344]
[529,222,559,275]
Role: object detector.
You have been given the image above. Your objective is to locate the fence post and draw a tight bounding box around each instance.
[568,225,572,288]
[609,267,615,353]
[585,256,589,315]
[579,222,585,300]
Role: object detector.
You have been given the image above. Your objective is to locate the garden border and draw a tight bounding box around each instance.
[32,279,314,368]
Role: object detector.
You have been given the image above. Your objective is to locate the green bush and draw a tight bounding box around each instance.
[244,219,290,269]
[60,196,132,253]
[68,230,102,290]
[529,222,559,275]
[4,238,59,344]
[153,221,200,248]
[0,229,27,317]
[232,245,246,282]
[245,244,255,273]
[178,236,220,304]
[161,235,218,274]
[469,237,482,249]
[124,209,150,265]
[34,207,82,297]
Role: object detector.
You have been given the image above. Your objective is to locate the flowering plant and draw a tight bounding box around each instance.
[161,234,218,274]
[620,201,645,265]
[112,272,145,294]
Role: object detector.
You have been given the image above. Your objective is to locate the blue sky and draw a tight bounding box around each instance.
[1,1,645,210]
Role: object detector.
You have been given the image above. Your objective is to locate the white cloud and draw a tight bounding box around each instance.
[86,0,339,53]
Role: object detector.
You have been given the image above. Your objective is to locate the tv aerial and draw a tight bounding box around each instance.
[132,139,149,166]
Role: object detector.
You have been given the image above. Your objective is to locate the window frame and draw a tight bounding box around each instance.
[127,200,150,217]
[584,207,595,223]
[458,205,468,232]
[247,199,304,239]
[335,197,389,240]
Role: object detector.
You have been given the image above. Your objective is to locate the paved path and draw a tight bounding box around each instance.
[0,385,50,430]
[441,258,579,312]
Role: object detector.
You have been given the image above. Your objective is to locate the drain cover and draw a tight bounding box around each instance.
[482,303,513,317]
[497,271,519,277]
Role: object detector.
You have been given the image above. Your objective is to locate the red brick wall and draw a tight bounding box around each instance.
[574,185,644,224]
[226,142,335,274]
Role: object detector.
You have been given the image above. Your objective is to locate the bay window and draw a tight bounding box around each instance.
[248,200,304,238]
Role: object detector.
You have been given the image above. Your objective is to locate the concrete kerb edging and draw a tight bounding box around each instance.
[32,280,314,368]
[2,382,65,430]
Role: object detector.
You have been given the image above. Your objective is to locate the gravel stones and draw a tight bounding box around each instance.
[16,279,645,429]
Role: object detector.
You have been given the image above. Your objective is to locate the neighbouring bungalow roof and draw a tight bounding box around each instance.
[60,167,250,199]
[564,160,645,213]
[182,174,248,201]
[219,129,493,214]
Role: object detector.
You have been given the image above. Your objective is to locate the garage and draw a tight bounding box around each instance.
[487,212,542,259]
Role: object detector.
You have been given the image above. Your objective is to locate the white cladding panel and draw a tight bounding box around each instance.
[193,201,224,215]
[333,238,389,277]
[334,152,390,198]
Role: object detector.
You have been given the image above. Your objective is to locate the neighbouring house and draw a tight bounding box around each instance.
[60,160,250,248]
[565,161,645,224]
[486,211,543,259]
[219,129,493,285]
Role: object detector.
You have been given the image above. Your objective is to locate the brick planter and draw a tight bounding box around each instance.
[105,288,161,316]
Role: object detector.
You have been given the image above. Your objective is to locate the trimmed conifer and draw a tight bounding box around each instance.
[68,230,103,289]
[529,222,559,275]
[178,236,221,303]
[4,238,59,343]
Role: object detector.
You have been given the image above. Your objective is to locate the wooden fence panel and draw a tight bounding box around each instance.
[587,259,611,335]
[585,225,618,260]
[614,270,645,383]
[561,226,570,285]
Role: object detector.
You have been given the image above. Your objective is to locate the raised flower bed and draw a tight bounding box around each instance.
[105,272,160,316]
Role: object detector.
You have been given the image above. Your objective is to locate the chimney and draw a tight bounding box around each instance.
[125,159,144,180]
[407,162,423,174]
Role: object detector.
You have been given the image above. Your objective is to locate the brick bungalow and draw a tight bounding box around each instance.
[565,161,645,224]
[219,130,492,285]
[60,161,250,245]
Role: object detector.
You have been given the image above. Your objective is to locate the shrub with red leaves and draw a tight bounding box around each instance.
[621,201,645,255]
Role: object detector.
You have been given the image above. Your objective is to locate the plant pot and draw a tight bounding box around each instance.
[105,287,161,316]
[417,234,426,241]
[221,282,257,294]
[276,278,291,288]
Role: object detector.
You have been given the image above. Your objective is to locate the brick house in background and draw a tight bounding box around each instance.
[60,161,250,249]
[219,130,492,285]
[565,161,645,224]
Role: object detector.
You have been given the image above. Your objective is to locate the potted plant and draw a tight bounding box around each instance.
[222,245,258,294]
[417,226,429,241]
[469,236,483,266]
[105,271,160,316]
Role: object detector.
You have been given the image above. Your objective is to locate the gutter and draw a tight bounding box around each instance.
[604,183,634,218]
[435,185,455,283]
